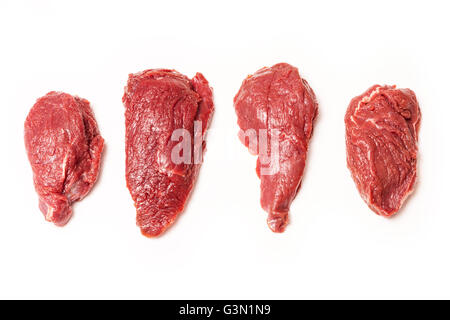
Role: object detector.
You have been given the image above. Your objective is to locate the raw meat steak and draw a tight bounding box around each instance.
[234,63,318,232]
[24,92,104,226]
[345,85,421,216]
[123,69,214,237]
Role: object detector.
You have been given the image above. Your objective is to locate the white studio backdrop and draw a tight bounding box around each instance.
[0,0,449,299]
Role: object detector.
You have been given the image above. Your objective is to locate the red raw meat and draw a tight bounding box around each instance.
[234,63,318,232]
[24,92,104,226]
[123,69,214,237]
[345,85,421,216]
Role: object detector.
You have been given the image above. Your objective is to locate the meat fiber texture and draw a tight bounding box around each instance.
[24,92,104,226]
[345,85,421,216]
[123,69,214,237]
[234,63,318,233]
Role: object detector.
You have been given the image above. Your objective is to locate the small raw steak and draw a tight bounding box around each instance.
[24,92,104,226]
[123,69,214,237]
[234,63,318,232]
[345,85,421,216]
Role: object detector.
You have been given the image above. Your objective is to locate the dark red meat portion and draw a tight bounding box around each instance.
[345,85,421,216]
[234,63,318,232]
[123,69,214,237]
[24,92,104,226]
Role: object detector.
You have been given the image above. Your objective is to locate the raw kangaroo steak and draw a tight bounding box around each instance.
[234,63,318,232]
[24,91,104,226]
[123,69,214,237]
[345,85,421,216]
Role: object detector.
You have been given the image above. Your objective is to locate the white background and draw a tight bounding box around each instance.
[0,0,449,299]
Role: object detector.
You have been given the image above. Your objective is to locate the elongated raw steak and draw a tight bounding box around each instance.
[123,69,214,237]
[234,63,318,232]
[345,85,421,216]
[24,91,104,226]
